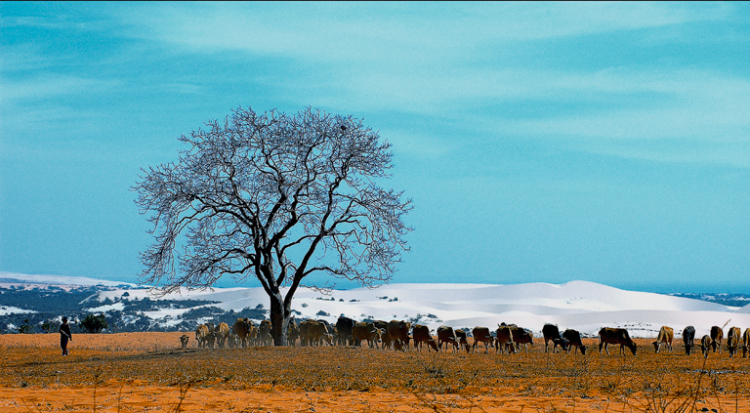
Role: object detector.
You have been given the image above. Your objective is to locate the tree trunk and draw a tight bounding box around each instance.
[269,291,290,346]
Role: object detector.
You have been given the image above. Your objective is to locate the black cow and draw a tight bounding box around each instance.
[563,329,586,355]
[542,324,568,353]
[336,316,356,346]
[682,326,696,355]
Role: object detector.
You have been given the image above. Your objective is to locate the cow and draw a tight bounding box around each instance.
[179,334,190,349]
[258,320,273,346]
[227,332,240,349]
[563,329,586,355]
[437,326,459,352]
[299,319,333,346]
[495,325,516,354]
[742,328,750,358]
[205,331,217,349]
[701,335,711,357]
[710,326,723,353]
[652,326,674,353]
[472,327,495,354]
[412,324,438,352]
[455,329,471,352]
[195,324,210,348]
[232,318,253,348]
[598,328,637,356]
[683,326,696,355]
[509,327,533,352]
[373,320,392,349]
[352,321,383,348]
[336,316,356,346]
[287,318,299,346]
[215,322,230,348]
[388,320,412,350]
[726,326,742,357]
[542,324,569,353]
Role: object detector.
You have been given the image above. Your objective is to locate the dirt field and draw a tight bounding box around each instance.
[1,332,749,412]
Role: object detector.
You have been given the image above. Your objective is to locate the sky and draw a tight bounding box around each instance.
[1,2,750,293]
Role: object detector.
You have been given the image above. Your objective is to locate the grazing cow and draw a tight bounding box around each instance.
[373,320,391,349]
[336,316,356,346]
[299,319,333,346]
[598,328,637,356]
[388,320,412,350]
[455,329,470,352]
[494,325,516,354]
[701,335,711,357]
[258,320,273,346]
[563,329,586,355]
[233,318,253,348]
[542,324,569,353]
[652,326,674,353]
[215,322,230,348]
[352,321,383,348]
[710,326,723,353]
[437,326,459,352]
[742,328,750,358]
[726,326,742,357]
[472,327,495,354]
[195,324,210,348]
[683,326,696,356]
[180,334,190,349]
[509,327,533,352]
[412,324,438,352]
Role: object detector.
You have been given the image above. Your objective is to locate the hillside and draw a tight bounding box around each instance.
[1,272,749,338]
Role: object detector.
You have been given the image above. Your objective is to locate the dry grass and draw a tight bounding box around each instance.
[1,333,749,412]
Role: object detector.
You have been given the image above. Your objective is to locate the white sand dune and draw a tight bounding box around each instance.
[91,280,750,338]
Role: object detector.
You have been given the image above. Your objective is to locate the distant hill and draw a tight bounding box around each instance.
[1,273,749,338]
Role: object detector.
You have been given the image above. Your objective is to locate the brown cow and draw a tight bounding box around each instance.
[232,318,253,348]
[215,322,230,348]
[412,324,438,352]
[287,318,299,346]
[598,327,637,356]
[652,326,674,353]
[388,320,411,350]
[742,328,750,358]
[495,325,516,354]
[180,334,190,349]
[195,324,210,348]
[726,326,742,357]
[258,320,273,346]
[509,326,533,352]
[299,319,333,346]
[701,335,711,357]
[437,326,459,353]
[563,329,586,355]
[352,321,383,348]
[472,327,495,354]
[455,329,470,352]
[710,326,723,353]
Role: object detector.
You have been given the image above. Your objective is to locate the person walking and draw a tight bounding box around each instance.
[60,316,72,356]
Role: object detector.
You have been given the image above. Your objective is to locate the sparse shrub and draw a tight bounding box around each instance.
[80,313,108,333]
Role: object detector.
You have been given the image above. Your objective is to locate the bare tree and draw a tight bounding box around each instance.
[134,106,412,345]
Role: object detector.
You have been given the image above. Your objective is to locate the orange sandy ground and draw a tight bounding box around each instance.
[1,333,749,412]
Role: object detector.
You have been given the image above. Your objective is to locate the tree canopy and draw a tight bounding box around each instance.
[134,106,412,344]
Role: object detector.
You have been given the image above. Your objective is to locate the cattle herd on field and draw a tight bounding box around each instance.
[183,317,750,358]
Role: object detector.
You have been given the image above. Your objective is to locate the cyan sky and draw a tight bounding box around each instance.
[2,2,749,292]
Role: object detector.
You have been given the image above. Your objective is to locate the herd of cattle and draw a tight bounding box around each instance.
[182,317,750,358]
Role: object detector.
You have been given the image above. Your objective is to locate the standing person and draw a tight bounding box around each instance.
[59,316,72,356]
